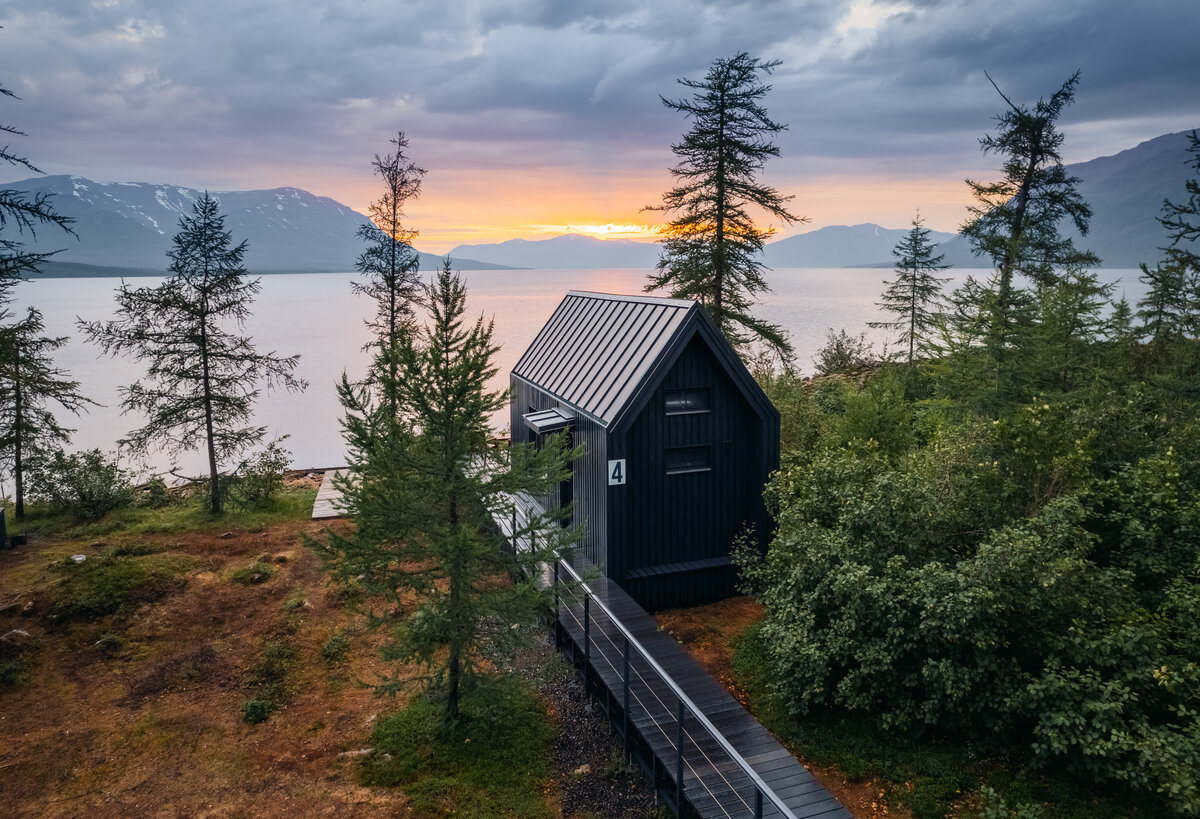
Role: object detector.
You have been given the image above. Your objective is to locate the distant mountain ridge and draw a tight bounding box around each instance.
[2,176,513,273]
[452,130,1197,269]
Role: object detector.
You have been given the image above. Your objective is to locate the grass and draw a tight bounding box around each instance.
[731,622,1162,819]
[9,488,317,540]
[241,638,299,724]
[230,561,278,585]
[361,677,555,818]
[50,551,194,621]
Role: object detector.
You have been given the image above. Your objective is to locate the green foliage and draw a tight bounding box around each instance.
[744,359,1200,813]
[50,552,191,620]
[321,630,350,665]
[136,475,174,509]
[225,437,292,509]
[25,448,134,521]
[869,213,950,365]
[813,328,873,376]
[241,698,275,724]
[241,639,297,723]
[361,678,554,817]
[645,52,802,356]
[0,655,25,688]
[78,192,307,515]
[323,260,580,723]
[230,561,277,585]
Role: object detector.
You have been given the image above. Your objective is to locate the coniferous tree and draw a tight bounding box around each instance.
[1159,130,1200,273]
[80,193,307,514]
[0,84,75,297]
[952,72,1097,413]
[354,132,426,407]
[325,259,578,723]
[0,308,92,519]
[646,53,804,356]
[869,213,949,365]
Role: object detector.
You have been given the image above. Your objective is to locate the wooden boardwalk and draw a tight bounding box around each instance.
[311,470,347,520]
[495,493,850,819]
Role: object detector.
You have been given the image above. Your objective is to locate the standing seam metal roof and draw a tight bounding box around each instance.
[512,291,698,426]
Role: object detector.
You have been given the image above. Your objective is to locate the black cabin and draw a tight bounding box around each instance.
[511,291,780,610]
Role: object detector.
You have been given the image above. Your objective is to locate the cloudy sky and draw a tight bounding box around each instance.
[3,0,1198,252]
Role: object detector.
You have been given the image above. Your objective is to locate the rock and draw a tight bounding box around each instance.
[21,601,34,614]
[256,554,271,563]
[71,554,87,564]
[335,748,374,760]
[219,532,234,539]
[89,541,103,549]
[1,628,33,647]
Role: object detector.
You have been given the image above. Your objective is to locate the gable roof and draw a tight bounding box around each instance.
[512,291,776,429]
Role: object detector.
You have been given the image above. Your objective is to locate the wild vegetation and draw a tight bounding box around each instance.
[738,78,1200,817]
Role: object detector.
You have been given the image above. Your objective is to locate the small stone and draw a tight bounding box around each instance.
[1,628,33,646]
[71,554,87,564]
[218,532,234,539]
[572,764,591,777]
[21,601,34,614]
[257,554,271,563]
[89,541,103,549]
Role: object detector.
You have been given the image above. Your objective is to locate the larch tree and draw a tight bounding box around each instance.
[954,72,1097,413]
[0,307,92,519]
[325,260,578,723]
[354,131,426,417]
[869,213,949,365]
[645,52,804,357]
[79,192,307,514]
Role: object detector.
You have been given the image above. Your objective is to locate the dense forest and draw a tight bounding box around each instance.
[739,99,1200,813]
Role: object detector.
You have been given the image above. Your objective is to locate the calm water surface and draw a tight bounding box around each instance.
[12,267,1144,476]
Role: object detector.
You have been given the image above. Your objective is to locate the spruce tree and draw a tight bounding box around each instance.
[1158,130,1200,273]
[0,307,92,519]
[869,213,949,365]
[325,260,577,723]
[80,193,307,514]
[646,53,804,356]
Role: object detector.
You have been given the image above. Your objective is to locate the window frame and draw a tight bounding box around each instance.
[664,387,711,416]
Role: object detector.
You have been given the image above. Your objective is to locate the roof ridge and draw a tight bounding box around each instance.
[564,290,697,309]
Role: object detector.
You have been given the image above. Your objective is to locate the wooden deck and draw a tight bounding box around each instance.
[311,469,348,520]
[495,492,850,819]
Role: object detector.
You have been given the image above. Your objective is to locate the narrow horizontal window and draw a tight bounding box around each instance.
[664,388,709,415]
[665,445,710,475]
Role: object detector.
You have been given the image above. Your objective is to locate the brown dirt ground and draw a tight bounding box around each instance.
[0,477,668,819]
[655,597,908,819]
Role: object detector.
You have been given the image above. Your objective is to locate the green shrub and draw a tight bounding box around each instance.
[26,448,134,521]
[226,438,292,509]
[813,327,873,375]
[321,630,350,665]
[230,561,277,585]
[137,475,174,509]
[241,698,276,724]
[0,656,25,687]
[51,553,190,620]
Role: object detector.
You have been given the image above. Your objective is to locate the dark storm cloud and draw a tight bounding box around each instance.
[1,0,1196,190]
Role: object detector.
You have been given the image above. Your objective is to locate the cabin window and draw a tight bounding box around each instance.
[664,388,709,415]
[665,445,710,475]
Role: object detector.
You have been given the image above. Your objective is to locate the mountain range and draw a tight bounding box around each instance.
[451,130,1196,270]
[2,176,512,274]
[4,129,1194,274]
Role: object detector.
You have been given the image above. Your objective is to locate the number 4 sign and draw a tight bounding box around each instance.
[607,459,626,486]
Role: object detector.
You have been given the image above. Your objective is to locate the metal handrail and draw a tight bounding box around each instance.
[554,555,798,819]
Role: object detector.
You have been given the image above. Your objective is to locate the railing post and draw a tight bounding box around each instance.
[582,594,591,695]
[755,787,763,819]
[511,506,517,545]
[622,635,630,754]
[676,697,685,812]
[553,560,560,646]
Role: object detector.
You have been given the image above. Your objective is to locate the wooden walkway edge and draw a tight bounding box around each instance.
[495,492,850,819]
[311,469,348,520]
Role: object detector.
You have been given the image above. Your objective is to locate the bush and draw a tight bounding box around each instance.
[230,561,277,585]
[226,438,292,509]
[241,698,275,724]
[26,449,134,521]
[814,327,874,375]
[321,630,350,665]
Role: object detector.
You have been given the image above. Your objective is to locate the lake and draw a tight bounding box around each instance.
[11,267,1145,477]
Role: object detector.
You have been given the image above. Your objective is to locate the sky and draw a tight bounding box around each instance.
[2,0,1199,253]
